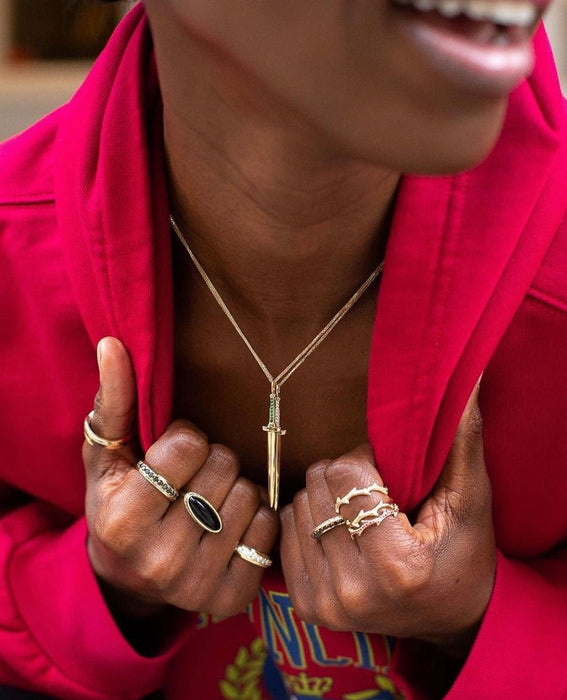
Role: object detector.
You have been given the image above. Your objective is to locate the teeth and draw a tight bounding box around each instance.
[437,0,463,16]
[392,0,538,27]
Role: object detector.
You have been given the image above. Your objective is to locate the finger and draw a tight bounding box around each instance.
[199,477,263,564]
[283,489,349,628]
[212,503,279,616]
[228,500,279,579]
[85,337,138,471]
[280,497,318,622]
[305,458,362,565]
[318,446,410,558]
[135,421,211,512]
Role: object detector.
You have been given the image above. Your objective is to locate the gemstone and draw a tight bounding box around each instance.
[184,493,222,533]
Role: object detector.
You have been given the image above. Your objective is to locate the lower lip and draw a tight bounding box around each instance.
[391,5,535,96]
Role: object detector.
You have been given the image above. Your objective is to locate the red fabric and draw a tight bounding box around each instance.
[1,4,567,698]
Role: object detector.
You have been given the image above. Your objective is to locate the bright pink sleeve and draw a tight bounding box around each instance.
[393,551,567,698]
[445,551,567,697]
[0,502,188,699]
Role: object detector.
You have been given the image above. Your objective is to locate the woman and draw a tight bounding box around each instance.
[0,0,566,697]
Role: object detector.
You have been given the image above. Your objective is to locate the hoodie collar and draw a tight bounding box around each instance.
[56,7,566,507]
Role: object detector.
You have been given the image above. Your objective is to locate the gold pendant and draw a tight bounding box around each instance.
[262,384,286,510]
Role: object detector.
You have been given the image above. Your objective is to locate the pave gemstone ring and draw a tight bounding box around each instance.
[183,492,223,533]
[234,543,272,568]
[136,460,180,502]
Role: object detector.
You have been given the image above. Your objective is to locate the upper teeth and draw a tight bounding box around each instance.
[393,0,538,26]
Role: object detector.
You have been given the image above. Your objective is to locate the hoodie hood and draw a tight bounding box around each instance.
[56,4,567,510]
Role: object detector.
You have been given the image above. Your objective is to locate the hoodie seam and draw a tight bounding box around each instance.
[527,285,567,313]
[0,195,55,206]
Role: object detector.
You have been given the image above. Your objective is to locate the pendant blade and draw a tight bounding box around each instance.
[267,430,281,510]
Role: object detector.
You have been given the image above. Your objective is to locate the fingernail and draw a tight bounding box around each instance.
[97,338,105,371]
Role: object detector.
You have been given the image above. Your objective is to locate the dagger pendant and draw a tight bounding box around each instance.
[263,383,286,510]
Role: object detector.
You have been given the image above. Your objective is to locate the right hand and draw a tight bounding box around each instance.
[83,337,279,618]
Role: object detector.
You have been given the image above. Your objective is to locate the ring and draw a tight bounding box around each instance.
[184,492,223,533]
[136,460,180,502]
[311,515,346,540]
[335,482,389,515]
[84,410,131,449]
[234,543,272,568]
[348,503,399,539]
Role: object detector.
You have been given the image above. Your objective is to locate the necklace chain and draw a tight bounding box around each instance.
[170,214,384,388]
[170,213,385,508]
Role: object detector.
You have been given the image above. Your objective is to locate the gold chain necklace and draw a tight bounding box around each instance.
[170,214,384,509]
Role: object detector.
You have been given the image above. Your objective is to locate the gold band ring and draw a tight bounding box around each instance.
[84,410,131,450]
[311,515,346,540]
[136,460,180,502]
[234,543,272,568]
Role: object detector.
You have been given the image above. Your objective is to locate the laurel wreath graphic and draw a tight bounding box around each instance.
[219,637,268,700]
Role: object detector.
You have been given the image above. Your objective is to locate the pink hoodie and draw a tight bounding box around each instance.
[0,4,566,699]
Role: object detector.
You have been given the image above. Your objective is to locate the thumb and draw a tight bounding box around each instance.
[433,376,489,518]
[89,337,137,455]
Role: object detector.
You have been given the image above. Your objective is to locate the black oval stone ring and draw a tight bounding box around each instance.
[183,492,223,534]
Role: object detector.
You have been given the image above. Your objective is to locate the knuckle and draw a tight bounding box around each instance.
[382,550,431,599]
[290,594,316,625]
[92,507,133,554]
[305,459,332,486]
[167,425,210,463]
[251,504,280,540]
[324,455,370,485]
[208,443,239,479]
[313,590,342,628]
[335,576,371,616]
[137,549,177,592]
[230,478,261,511]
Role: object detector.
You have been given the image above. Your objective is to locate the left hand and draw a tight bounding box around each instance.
[279,381,496,652]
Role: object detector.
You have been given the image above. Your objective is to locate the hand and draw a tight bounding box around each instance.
[279,381,495,653]
[83,337,279,619]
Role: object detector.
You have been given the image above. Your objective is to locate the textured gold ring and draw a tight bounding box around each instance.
[311,515,346,540]
[83,410,131,450]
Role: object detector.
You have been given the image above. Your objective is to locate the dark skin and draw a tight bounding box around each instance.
[84,0,521,661]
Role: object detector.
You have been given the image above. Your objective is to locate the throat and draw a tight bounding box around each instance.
[172,290,377,506]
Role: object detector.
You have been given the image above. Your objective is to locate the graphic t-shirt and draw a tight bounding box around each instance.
[165,564,405,700]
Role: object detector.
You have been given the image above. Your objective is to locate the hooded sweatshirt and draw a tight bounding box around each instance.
[0,4,566,699]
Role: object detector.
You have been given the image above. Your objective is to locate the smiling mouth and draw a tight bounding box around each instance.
[388,0,544,94]
[391,0,541,44]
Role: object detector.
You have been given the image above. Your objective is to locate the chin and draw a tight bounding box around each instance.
[329,94,509,176]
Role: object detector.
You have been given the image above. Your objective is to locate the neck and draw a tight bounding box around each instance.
[149,6,400,326]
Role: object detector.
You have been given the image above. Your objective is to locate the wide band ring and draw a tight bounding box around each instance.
[235,543,272,568]
[311,515,346,540]
[183,492,223,534]
[84,411,131,450]
[136,460,180,502]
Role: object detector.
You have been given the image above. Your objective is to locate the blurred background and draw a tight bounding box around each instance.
[0,0,566,142]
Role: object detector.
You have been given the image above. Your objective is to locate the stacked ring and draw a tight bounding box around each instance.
[311,515,346,540]
[84,410,131,450]
[136,460,180,502]
[235,543,272,568]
